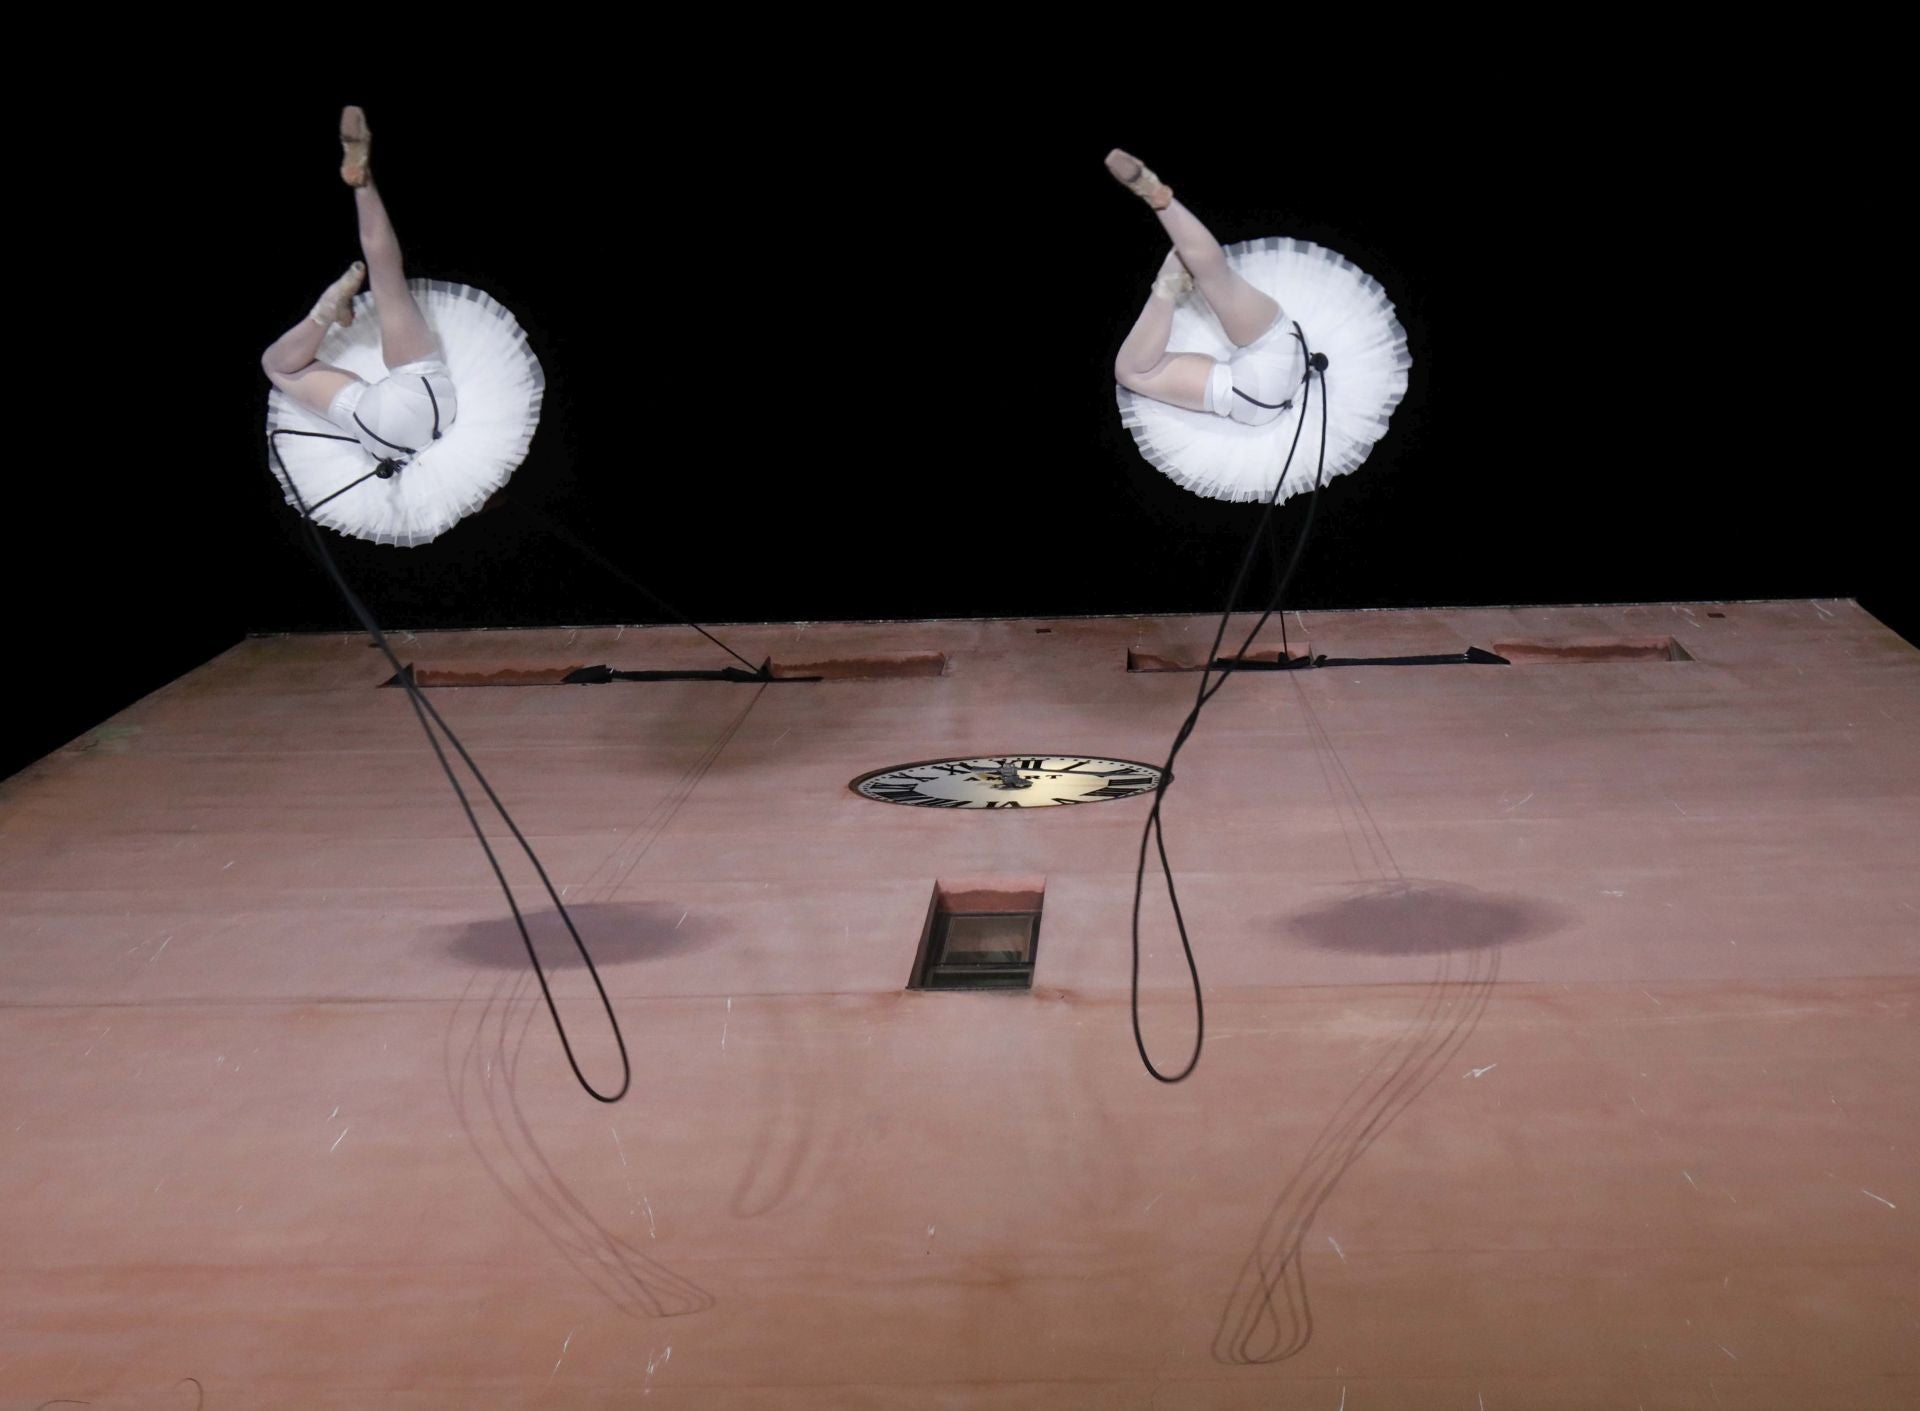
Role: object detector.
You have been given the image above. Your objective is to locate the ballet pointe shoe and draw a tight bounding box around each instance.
[310,261,367,329]
[1105,148,1173,210]
[1154,250,1194,300]
[339,105,372,187]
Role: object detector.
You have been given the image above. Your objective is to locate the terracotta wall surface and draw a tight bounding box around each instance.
[2,601,1914,1408]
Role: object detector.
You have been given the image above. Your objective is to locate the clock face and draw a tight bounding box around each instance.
[851,756,1164,809]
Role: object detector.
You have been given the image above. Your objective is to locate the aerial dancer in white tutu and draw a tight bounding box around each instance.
[263,107,453,464]
[1106,150,1411,504]
[1107,151,1414,1083]
[263,106,544,547]
[257,110,627,1103]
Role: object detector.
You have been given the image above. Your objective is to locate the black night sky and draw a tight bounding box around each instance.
[12,69,1904,780]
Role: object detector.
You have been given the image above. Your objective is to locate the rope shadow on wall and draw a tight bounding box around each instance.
[431,686,768,1318]
[442,964,715,1320]
[1212,671,1573,1364]
[1212,880,1572,1364]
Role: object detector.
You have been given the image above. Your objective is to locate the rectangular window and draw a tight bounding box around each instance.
[910,879,1044,991]
[919,912,1040,990]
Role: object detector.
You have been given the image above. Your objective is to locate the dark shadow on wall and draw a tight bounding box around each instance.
[1213,875,1574,1365]
[442,901,718,971]
[1290,878,1571,956]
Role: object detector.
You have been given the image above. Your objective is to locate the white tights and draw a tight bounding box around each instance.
[1113,199,1281,412]
[261,181,439,419]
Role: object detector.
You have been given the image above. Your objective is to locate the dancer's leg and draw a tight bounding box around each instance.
[1106,150,1280,347]
[1114,252,1215,411]
[342,106,438,368]
[356,181,437,367]
[261,263,367,417]
[1153,198,1279,346]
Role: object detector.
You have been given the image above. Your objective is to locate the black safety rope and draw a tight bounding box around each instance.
[269,429,632,1103]
[350,412,417,456]
[421,375,442,440]
[1130,323,1332,1083]
[281,424,763,678]
[507,497,770,678]
[269,430,384,514]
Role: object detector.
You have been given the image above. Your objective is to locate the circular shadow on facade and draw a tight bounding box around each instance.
[443,900,717,970]
[1289,879,1572,956]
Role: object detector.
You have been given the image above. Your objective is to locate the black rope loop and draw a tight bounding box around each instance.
[1129,319,1333,1084]
[268,428,633,1103]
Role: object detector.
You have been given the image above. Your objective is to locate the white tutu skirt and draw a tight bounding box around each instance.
[1117,237,1411,503]
[265,279,544,546]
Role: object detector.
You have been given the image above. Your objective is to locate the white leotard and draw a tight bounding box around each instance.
[1203,313,1305,426]
[327,356,460,461]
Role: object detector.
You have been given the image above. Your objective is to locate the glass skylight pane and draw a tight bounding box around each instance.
[940,914,1034,966]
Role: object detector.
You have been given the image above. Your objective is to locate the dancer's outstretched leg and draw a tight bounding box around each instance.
[342,106,438,369]
[1106,150,1280,347]
[1115,251,1215,410]
[261,262,367,417]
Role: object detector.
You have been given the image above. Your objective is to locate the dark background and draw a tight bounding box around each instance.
[9,70,1903,781]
